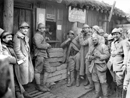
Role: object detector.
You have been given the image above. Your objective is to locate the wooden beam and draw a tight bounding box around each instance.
[3,0,14,33]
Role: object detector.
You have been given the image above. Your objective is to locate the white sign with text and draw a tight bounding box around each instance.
[68,6,86,23]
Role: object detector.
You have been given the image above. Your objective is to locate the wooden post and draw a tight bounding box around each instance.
[103,15,108,33]
[3,0,14,33]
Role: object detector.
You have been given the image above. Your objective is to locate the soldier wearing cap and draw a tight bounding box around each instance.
[79,24,94,89]
[87,33,110,98]
[13,22,34,98]
[33,23,51,92]
[1,31,25,98]
[123,29,130,98]
[0,29,18,98]
[92,25,105,44]
[61,30,81,87]
[110,28,129,96]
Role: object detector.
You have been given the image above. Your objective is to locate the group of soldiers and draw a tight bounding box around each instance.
[0,21,130,98]
[61,24,130,98]
[0,22,50,98]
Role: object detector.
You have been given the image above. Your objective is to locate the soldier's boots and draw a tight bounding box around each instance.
[93,82,101,98]
[76,71,80,87]
[84,75,89,86]
[67,71,75,87]
[85,75,94,90]
[36,85,50,92]
[101,83,108,98]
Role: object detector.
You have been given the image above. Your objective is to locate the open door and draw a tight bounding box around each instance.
[46,21,56,40]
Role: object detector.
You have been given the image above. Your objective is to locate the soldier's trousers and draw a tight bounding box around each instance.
[68,53,80,71]
[35,56,45,73]
[92,67,107,84]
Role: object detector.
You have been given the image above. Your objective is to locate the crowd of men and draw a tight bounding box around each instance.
[61,24,130,98]
[0,21,130,98]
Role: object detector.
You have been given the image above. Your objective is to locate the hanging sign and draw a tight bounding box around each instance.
[68,6,86,23]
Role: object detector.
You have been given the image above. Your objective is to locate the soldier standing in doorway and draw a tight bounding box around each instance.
[13,22,34,98]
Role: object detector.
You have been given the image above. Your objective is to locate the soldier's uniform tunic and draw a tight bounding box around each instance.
[111,39,129,86]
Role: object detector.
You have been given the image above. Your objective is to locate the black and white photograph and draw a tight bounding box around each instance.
[0,0,130,98]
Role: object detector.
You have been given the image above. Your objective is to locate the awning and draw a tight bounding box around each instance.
[63,0,126,17]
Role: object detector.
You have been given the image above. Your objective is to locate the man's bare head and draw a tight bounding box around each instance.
[92,33,99,46]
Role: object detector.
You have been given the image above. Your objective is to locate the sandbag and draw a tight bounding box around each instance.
[45,61,57,73]
[56,63,67,71]
[49,62,61,67]
[49,52,64,58]
[47,57,64,63]
[48,48,63,53]
[46,73,67,83]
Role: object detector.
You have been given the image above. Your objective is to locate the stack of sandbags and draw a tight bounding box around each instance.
[42,48,67,85]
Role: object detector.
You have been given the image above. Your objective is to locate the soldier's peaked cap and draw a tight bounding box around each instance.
[20,22,30,28]
[93,25,100,33]
[83,24,89,28]
[111,28,120,34]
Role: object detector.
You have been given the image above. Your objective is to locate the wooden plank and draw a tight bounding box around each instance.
[25,9,33,47]
[46,72,67,83]
[31,92,43,97]
[29,90,39,95]
[47,74,62,83]
[25,10,32,38]
[39,92,52,98]
[44,69,67,78]
[13,8,19,34]
[33,93,51,98]
[19,9,25,24]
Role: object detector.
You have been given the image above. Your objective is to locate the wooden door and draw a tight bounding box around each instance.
[13,7,33,51]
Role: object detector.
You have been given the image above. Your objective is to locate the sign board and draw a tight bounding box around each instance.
[36,8,46,28]
[68,6,86,23]
[47,14,55,20]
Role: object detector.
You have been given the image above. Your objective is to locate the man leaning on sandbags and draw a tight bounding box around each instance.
[33,23,51,92]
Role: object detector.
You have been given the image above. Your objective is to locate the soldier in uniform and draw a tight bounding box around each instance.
[33,23,51,92]
[123,29,130,98]
[13,22,34,98]
[0,29,17,98]
[110,28,129,97]
[1,31,25,98]
[92,25,105,44]
[61,30,81,87]
[87,33,110,98]
[0,55,16,98]
[79,24,94,89]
